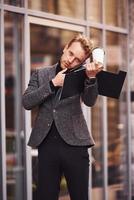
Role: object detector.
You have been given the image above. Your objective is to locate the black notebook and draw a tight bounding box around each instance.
[60,67,127,100]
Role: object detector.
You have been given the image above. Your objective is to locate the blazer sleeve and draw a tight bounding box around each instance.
[81,78,98,107]
[22,69,54,110]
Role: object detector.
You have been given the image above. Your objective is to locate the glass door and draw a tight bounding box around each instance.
[27,16,85,200]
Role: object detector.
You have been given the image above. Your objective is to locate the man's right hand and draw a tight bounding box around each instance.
[52,68,67,87]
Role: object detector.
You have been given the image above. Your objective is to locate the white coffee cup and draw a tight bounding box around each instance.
[92,47,105,64]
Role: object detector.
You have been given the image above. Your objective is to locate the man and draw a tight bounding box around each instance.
[22,34,103,200]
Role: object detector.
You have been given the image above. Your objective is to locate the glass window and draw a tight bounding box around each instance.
[0,15,1,126]
[87,0,102,22]
[91,96,104,200]
[30,24,81,200]
[106,32,127,72]
[129,3,134,198]
[90,28,103,47]
[4,11,25,200]
[131,102,134,199]
[28,0,85,19]
[106,31,128,199]
[0,12,2,200]
[90,28,104,200]
[105,0,127,28]
[130,20,134,200]
[4,0,24,7]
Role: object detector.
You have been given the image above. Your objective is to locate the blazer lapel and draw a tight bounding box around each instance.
[46,63,62,106]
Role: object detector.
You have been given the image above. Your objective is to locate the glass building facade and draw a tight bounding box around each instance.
[0,0,133,200]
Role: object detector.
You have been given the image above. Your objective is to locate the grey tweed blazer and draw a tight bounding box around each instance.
[22,63,98,148]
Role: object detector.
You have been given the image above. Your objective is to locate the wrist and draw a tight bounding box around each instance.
[89,77,96,84]
[90,76,96,79]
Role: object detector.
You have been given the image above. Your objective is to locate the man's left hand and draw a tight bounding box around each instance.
[85,61,103,78]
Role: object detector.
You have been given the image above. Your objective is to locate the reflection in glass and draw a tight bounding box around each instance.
[90,28,103,47]
[0,12,2,200]
[87,0,102,22]
[131,102,134,199]
[30,24,79,200]
[4,0,24,7]
[4,12,25,200]
[28,0,84,19]
[105,0,127,28]
[90,28,104,200]
[91,97,104,200]
[106,32,127,72]
[130,11,134,197]
[106,31,128,199]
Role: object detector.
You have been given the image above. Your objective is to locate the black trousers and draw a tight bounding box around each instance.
[37,123,90,200]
